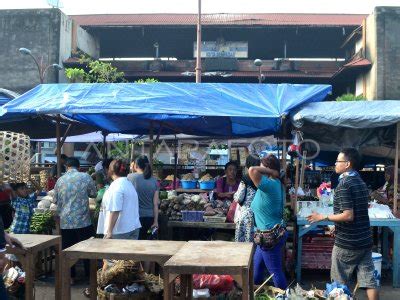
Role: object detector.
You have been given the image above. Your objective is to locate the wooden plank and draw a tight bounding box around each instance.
[164,241,253,274]
[394,122,399,214]
[7,234,60,253]
[64,239,185,264]
[168,221,235,230]
[175,188,211,193]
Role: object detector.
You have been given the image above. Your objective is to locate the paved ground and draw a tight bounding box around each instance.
[30,268,400,299]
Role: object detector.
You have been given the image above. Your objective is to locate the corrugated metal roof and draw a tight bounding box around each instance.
[70,13,366,27]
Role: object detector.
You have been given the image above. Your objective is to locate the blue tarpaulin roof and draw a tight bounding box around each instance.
[0,83,331,137]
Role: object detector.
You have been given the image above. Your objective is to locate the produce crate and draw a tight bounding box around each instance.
[301,236,334,270]
[181,210,204,222]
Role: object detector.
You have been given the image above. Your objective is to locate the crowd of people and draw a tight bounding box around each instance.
[0,148,380,299]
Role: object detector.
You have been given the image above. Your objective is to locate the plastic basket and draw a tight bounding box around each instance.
[199,181,215,190]
[181,210,204,222]
[181,180,197,189]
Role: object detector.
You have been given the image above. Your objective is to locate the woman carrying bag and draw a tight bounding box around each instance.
[233,155,260,242]
[249,154,287,290]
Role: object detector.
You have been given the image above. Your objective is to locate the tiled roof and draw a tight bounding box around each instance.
[70,13,366,27]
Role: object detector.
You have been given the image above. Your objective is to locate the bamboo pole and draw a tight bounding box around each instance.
[56,114,62,178]
[299,151,307,189]
[394,122,399,214]
[149,122,154,166]
[173,138,178,190]
[293,158,300,212]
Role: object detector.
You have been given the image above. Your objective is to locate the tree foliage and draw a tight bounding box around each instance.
[336,93,366,101]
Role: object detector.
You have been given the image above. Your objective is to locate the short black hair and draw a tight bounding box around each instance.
[66,157,80,169]
[340,148,361,170]
[60,154,68,160]
[224,161,238,170]
[102,158,113,170]
[245,155,260,169]
[10,182,27,191]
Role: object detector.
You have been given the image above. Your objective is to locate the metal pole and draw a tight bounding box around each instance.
[195,0,202,83]
[258,66,262,84]
[173,138,178,190]
[102,132,107,159]
[56,114,62,178]
[149,122,154,166]
[394,122,399,214]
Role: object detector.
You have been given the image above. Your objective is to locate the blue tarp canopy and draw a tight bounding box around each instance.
[0,83,331,138]
[291,100,400,159]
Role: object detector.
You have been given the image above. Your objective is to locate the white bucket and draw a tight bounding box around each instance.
[372,252,382,286]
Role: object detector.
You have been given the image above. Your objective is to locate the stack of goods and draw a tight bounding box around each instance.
[36,190,57,211]
[368,201,395,219]
[198,173,215,190]
[3,266,25,298]
[30,210,55,234]
[97,260,163,299]
[181,173,197,189]
[0,131,30,184]
[203,199,231,222]
[159,192,208,221]
[160,175,179,190]
[39,170,49,190]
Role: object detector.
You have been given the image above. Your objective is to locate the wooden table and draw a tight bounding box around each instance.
[6,234,61,300]
[163,241,255,300]
[296,217,400,287]
[167,221,235,240]
[61,239,186,300]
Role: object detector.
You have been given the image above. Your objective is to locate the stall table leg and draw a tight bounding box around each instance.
[54,245,61,300]
[24,253,35,300]
[392,228,400,287]
[90,259,97,300]
[241,268,250,300]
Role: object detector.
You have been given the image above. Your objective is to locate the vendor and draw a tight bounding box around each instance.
[371,165,400,209]
[215,161,240,200]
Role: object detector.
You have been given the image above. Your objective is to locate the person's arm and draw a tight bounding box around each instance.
[104,211,120,239]
[249,166,280,187]
[308,178,354,223]
[152,190,159,228]
[104,189,124,239]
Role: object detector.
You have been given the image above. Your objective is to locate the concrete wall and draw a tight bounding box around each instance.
[365,7,400,100]
[58,11,73,84]
[76,25,100,59]
[0,9,63,92]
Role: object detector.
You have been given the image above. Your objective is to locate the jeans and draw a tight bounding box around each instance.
[0,276,8,300]
[253,231,288,289]
[112,228,140,240]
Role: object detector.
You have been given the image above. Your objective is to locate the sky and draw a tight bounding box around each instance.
[0,0,399,15]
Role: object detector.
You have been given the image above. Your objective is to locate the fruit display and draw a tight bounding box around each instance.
[159,193,208,221]
[181,173,195,181]
[159,191,230,221]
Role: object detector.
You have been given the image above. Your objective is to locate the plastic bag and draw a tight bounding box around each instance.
[192,274,234,294]
[226,201,238,223]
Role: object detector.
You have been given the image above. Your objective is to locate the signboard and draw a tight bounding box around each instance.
[194,41,248,58]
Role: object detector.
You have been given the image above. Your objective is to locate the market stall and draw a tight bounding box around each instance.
[61,239,185,300]
[5,234,61,300]
[291,100,400,287]
[163,241,254,300]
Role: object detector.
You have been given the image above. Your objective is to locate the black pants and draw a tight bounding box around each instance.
[0,276,7,300]
[61,225,94,278]
[139,217,154,240]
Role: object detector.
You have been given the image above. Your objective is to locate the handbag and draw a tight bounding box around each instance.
[253,223,287,250]
[253,183,286,250]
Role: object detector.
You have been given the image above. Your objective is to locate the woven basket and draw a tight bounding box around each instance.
[39,170,49,189]
[0,131,30,184]
[97,288,160,300]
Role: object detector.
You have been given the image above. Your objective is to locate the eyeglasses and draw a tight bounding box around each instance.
[335,160,348,163]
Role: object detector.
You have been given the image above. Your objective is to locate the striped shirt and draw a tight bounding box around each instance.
[333,173,372,250]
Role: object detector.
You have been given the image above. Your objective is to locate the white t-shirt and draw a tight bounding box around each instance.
[97,177,141,235]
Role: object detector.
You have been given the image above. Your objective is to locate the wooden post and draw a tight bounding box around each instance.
[173,138,178,190]
[102,131,107,159]
[293,158,300,213]
[56,114,62,178]
[149,122,154,166]
[394,122,399,214]
[299,151,307,189]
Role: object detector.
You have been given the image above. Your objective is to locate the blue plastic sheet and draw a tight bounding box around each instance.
[1,82,331,137]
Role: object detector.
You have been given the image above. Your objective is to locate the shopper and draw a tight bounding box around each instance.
[216,161,240,200]
[54,157,97,280]
[308,148,378,300]
[233,155,260,242]
[97,159,141,240]
[9,183,37,234]
[127,155,159,240]
[249,154,287,290]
